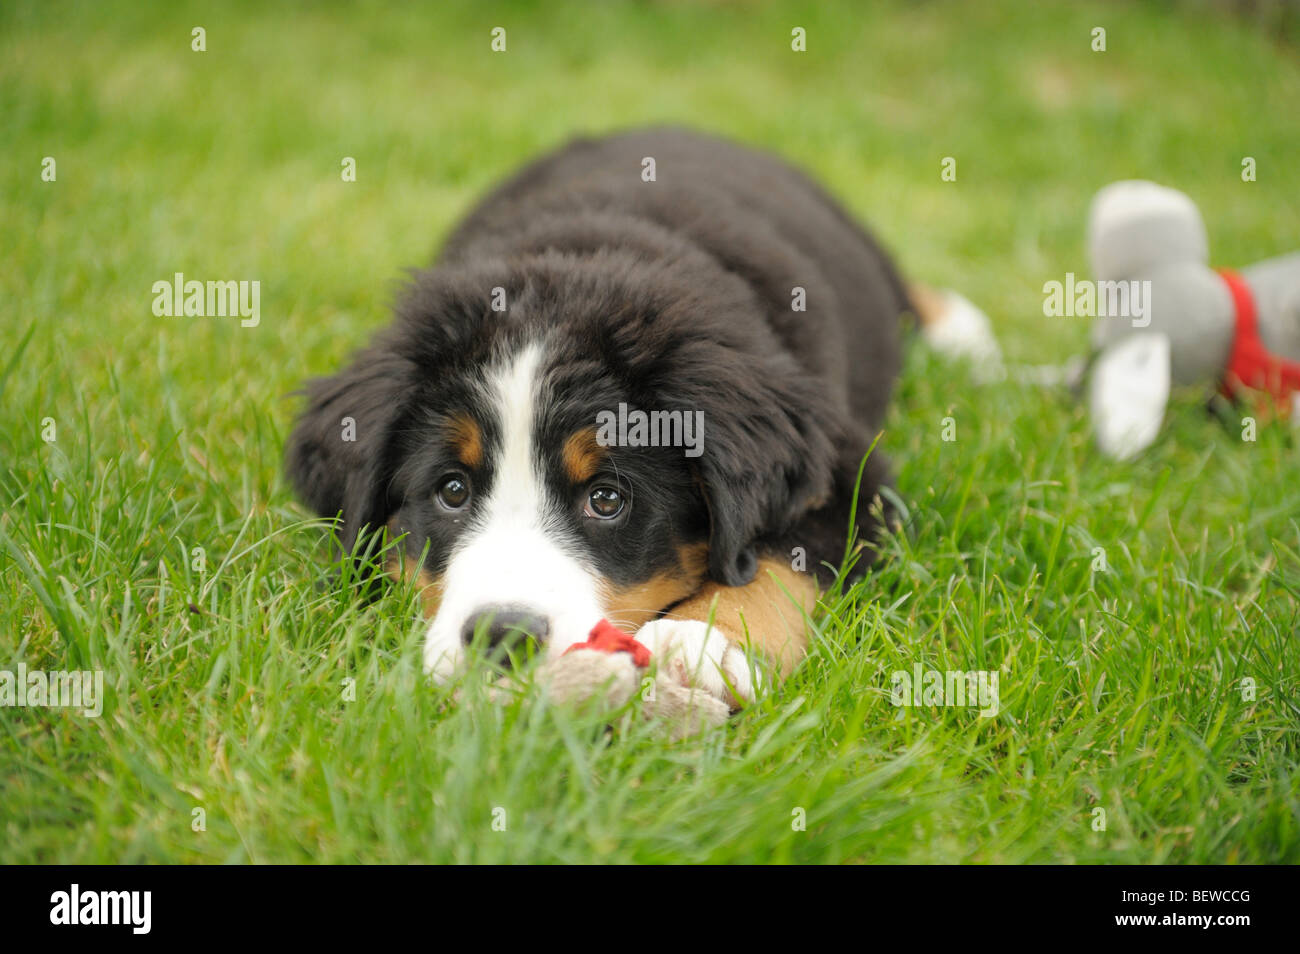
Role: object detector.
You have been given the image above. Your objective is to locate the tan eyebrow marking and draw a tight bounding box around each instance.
[447,413,484,469]
[562,427,605,484]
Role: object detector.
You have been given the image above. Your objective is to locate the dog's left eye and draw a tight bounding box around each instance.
[584,486,625,520]
[435,475,471,510]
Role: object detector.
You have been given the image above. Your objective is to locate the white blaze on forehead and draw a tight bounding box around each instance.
[491,343,550,527]
[422,342,606,681]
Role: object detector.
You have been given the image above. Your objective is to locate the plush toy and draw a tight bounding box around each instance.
[911,284,1004,381]
[1084,180,1300,458]
[535,619,731,740]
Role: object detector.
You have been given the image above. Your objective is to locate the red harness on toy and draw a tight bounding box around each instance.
[1219,268,1300,410]
[564,618,653,667]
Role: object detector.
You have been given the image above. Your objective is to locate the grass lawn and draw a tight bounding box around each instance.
[2,0,1298,863]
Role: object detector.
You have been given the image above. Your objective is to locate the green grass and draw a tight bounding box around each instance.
[2,0,1299,863]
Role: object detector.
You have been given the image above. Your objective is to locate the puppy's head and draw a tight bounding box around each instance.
[286,252,839,680]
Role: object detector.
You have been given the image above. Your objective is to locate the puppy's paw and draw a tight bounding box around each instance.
[634,619,759,708]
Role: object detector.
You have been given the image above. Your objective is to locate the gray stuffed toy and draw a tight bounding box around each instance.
[472,619,739,740]
[537,648,731,740]
[1085,180,1300,458]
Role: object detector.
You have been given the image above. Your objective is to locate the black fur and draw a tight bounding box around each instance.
[286,127,907,589]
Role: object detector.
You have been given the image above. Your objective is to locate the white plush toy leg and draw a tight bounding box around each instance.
[634,619,759,708]
[919,289,1004,380]
[1089,333,1172,460]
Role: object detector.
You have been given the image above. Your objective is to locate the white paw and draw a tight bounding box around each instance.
[634,619,759,706]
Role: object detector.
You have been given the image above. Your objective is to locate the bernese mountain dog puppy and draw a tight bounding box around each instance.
[287,127,948,707]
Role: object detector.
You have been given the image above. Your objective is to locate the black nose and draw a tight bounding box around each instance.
[461,606,550,654]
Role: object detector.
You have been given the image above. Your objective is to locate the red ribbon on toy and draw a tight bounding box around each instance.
[1219,268,1300,411]
[564,618,653,668]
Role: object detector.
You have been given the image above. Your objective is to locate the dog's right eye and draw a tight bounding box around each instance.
[584,485,625,520]
[435,475,471,511]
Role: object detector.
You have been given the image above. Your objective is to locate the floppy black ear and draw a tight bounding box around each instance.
[285,343,416,553]
[680,352,843,587]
